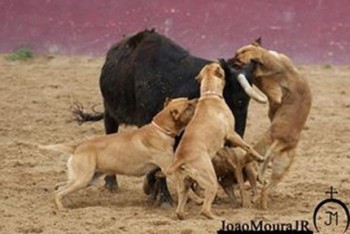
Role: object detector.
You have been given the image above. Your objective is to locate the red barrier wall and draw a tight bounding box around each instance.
[1,0,349,64]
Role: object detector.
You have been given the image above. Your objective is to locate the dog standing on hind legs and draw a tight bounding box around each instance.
[166,62,266,220]
[233,38,312,209]
[39,98,197,210]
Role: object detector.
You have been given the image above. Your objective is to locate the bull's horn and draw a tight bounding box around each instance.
[237,73,267,103]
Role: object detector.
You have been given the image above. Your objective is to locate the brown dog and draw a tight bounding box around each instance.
[39,97,197,210]
[213,147,258,208]
[234,39,312,209]
[166,63,265,220]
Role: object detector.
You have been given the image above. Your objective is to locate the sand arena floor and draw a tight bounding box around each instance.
[1,55,349,233]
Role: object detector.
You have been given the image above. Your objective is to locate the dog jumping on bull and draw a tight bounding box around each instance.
[166,63,265,220]
[233,38,312,209]
[72,29,266,206]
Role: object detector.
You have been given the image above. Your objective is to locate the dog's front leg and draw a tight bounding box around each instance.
[226,132,264,163]
[225,157,251,208]
[234,165,251,208]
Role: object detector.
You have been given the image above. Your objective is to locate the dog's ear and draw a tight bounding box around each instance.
[188,98,198,106]
[170,108,180,120]
[253,53,285,78]
[252,58,264,66]
[195,74,202,83]
[185,99,197,113]
[252,37,262,47]
[163,97,171,107]
[214,66,224,79]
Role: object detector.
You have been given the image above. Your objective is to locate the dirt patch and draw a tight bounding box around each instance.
[1,55,349,233]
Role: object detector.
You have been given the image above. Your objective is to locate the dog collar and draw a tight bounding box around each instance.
[201,91,223,99]
[151,121,177,138]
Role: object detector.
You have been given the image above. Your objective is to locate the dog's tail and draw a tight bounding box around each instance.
[38,144,77,154]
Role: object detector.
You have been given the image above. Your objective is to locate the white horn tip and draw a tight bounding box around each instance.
[237,74,268,104]
[255,94,268,104]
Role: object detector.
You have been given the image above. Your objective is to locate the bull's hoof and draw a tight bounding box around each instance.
[147,177,173,207]
[156,190,174,207]
[104,175,118,193]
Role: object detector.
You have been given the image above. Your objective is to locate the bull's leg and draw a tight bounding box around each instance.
[103,111,119,192]
[157,174,174,206]
[144,169,173,206]
[143,134,185,206]
[143,168,158,195]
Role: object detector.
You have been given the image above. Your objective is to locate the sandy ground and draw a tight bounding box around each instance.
[1,55,350,234]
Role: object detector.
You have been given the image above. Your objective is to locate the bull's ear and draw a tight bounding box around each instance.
[163,97,171,107]
[170,108,180,120]
[252,37,262,47]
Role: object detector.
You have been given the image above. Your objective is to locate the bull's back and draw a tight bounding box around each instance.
[99,29,208,126]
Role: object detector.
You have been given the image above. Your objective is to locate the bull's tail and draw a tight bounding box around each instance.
[38,144,77,154]
[71,102,104,125]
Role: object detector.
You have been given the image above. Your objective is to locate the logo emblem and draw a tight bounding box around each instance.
[313,187,350,233]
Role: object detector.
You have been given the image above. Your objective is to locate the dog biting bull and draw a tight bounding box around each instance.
[233,38,312,209]
[72,29,265,206]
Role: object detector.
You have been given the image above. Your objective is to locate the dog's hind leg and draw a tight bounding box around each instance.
[260,148,295,209]
[257,140,284,183]
[175,172,191,220]
[188,158,218,219]
[198,169,218,219]
[55,176,93,210]
[55,154,96,209]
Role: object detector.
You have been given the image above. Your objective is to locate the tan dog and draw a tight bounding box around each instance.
[214,147,258,208]
[234,39,312,209]
[167,63,265,220]
[39,98,197,210]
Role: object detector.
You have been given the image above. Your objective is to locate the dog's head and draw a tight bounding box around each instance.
[234,38,264,68]
[234,38,283,78]
[163,97,197,130]
[195,62,225,92]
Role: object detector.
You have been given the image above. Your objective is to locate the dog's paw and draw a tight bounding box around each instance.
[259,198,268,210]
[255,155,265,163]
[258,158,265,163]
[257,175,267,185]
[176,212,186,220]
[241,199,253,209]
[200,210,222,220]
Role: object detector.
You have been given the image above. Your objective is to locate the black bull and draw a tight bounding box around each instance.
[72,29,257,205]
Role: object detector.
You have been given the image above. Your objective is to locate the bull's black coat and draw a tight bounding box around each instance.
[74,29,256,203]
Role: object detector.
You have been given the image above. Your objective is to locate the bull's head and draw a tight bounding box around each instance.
[219,57,267,104]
